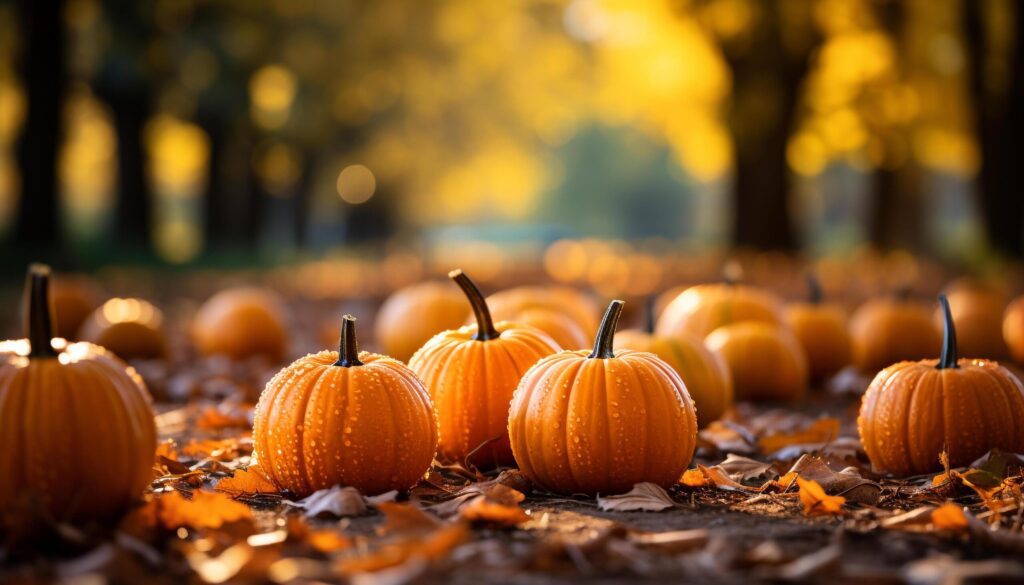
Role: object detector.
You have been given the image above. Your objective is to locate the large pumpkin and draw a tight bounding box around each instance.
[409,270,560,468]
[486,285,600,337]
[934,280,1008,360]
[656,282,784,340]
[508,300,698,495]
[783,274,852,383]
[192,288,289,361]
[79,298,167,361]
[849,295,941,374]
[705,322,808,402]
[859,295,1024,476]
[375,281,468,362]
[254,315,437,496]
[0,265,157,528]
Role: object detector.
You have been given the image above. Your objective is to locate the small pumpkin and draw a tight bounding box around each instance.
[254,315,438,496]
[508,300,698,495]
[1004,295,1024,364]
[375,281,468,362]
[859,295,1024,476]
[933,280,1008,360]
[783,274,852,383]
[504,308,589,351]
[705,322,808,402]
[486,285,600,337]
[409,270,560,468]
[849,293,941,374]
[656,280,784,340]
[614,298,733,428]
[79,298,167,360]
[0,265,157,528]
[192,287,289,361]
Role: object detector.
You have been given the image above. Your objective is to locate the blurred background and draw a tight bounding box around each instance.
[0,0,1019,283]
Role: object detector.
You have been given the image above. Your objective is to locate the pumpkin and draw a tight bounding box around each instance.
[48,274,102,339]
[783,274,852,383]
[614,298,733,428]
[705,322,808,402]
[253,315,437,496]
[1004,295,1024,364]
[505,308,589,351]
[375,281,468,362]
[192,287,289,361]
[859,295,1024,476]
[933,280,1008,360]
[409,270,560,468]
[79,298,167,360]
[656,282,784,340]
[0,265,157,528]
[849,294,941,374]
[486,285,600,337]
[508,300,698,495]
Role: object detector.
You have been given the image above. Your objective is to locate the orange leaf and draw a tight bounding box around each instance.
[796,478,845,517]
[698,464,756,492]
[215,465,279,497]
[376,502,440,535]
[680,468,708,487]
[758,418,840,454]
[196,404,253,430]
[156,490,253,529]
[308,529,353,553]
[458,484,529,526]
[771,471,799,490]
[155,440,179,461]
[181,437,250,461]
[932,503,968,531]
[336,523,469,574]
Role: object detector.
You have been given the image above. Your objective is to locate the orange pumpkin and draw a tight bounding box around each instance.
[783,274,852,383]
[192,288,289,361]
[656,283,784,340]
[850,295,941,374]
[79,298,167,360]
[254,315,437,496]
[49,274,102,339]
[409,270,560,468]
[507,308,589,350]
[705,322,808,402]
[932,281,1008,360]
[508,300,698,495]
[1004,295,1024,364]
[859,295,1024,476]
[375,281,468,362]
[0,265,156,528]
[614,299,732,428]
[486,285,600,337]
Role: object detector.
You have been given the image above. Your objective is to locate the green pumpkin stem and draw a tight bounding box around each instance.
[334,315,364,367]
[937,294,958,369]
[449,269,499,341]
[589,300,624,359]
[806,272,823,304]
[25,264,58,358]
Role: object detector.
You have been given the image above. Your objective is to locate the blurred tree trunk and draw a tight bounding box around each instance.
[13,0,65,252]
[199,112,229,250]
[723,3,816,251]
[965,0,1024,258]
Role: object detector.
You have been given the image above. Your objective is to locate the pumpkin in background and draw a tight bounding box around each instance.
[509,300,698,495]
[614,298,733,428]
[486,285,600,337]
[505,308,589,351]
[934,280,1008,360]
[656,282,784,340]
[0,265,157,528]
[859,295,1024,476]
[79,298,167,360]
[705,322,808,402]
[192,287,289,361]
[849,294,940,373]
[1004,295,1024,364]
[783,274,852,383]
[409,270,560,468]
[375,281,468,362]
[254,315,437,496]
[49,274,102,339]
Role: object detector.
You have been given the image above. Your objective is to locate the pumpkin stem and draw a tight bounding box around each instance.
[937,294,958,369]
[449,269,499,341]
[806,272,823,304]
[25,264,58,358]
[334,315,363,367]
[643,294,656,334]
[722,259,743,286]
[588,300,624,359]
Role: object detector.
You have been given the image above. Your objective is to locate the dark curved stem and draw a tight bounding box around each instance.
[449,269,498,341]
[937,294,958,369]
[25,264,58,358]
[643,294,656,334]
[806,272,823,304]
[588,300,624,359]
[333,315,363,367]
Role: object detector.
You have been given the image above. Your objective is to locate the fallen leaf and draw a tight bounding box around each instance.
[758,417,840,455]
[155,440,178,461]
[698,464,757,492]
[796,478,845,517]
[932,503,968,531]
[196,403,253,430]
[287,486,367,518]
[180,437,250,461]
[627,528,709,552]
[215,465,278,497]
[155,490,253,529]
[787,454,880,504]
[458,484,529,526]
[376,502,441,534]
[597,483,675,512]
[680,468,709,487]
[336,522,469,574]
[718,454,775,481]
[776,543,841,580]
[308,530,353,554]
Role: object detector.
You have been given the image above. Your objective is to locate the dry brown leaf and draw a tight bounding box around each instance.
[718,454,775,481]
[596,482,675,512]
[458,484,529,526]
[698,464,757,492]
[376,502,441,535]
[336,523,470,574]
[758,417,840,455]
[154,490,253,529]
[796,478,845,517]
[215,465,278,497]
[626,528,709,552]
[287,486,367,518]
[787,454,880,504]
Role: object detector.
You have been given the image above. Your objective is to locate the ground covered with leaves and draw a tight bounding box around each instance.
[3,353,1024,585]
